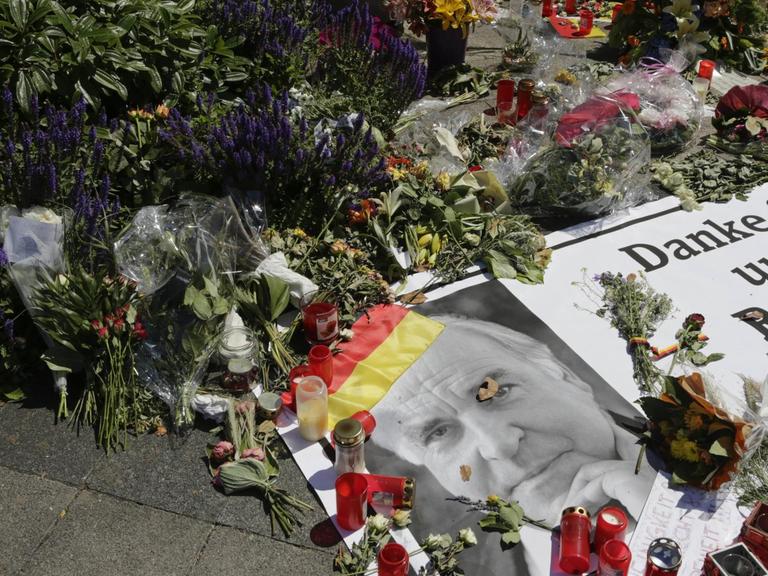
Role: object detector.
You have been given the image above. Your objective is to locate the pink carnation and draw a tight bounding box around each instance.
[241,447,265,461]
[211,440,234,461]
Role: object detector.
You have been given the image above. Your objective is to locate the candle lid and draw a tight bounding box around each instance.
[519,79,536,92]
[698,59,715,80]
[648,538,682,570]
[602,539,631,562]
[402,477,416,509]
[259,392,282,413]
[333,418,365,446]
[562,505,590,518]
[532,90,549,105]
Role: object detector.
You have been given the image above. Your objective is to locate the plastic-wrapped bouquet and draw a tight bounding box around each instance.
[603,55,702,155]
[508,92,652,217]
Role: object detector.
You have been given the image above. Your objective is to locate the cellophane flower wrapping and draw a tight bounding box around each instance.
[114,194,269,296]
[507,91,652,218]
[602,54,702,155]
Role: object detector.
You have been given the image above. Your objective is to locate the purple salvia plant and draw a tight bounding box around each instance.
[159,88,389,232]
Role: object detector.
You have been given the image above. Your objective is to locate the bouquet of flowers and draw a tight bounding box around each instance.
[508,93,652,218]
[710,85,768,158]
[32,268,148,452]
[603,56,702,155]
[385,0,497,36]
[639,372,749,490]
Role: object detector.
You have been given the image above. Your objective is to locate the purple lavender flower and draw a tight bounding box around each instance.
[0,248,8,267]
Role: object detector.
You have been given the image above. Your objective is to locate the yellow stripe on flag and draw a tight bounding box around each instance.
[327,311,444,428]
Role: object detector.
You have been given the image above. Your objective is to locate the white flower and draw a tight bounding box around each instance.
[367,514,390,533]
[423,533,452,550]
[339,328,355,341]
[391,509,412,528]
[22,206,62,225]
[458,528,478,547]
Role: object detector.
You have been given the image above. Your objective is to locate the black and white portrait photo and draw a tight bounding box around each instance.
[365,280,656,576]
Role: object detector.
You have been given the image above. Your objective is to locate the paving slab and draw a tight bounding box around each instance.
[20,490,211,576]
[218,441,339,553]
[86,427,228,524]
[0,466,78,575]
[0,404,106,485]
[190,525,335,576]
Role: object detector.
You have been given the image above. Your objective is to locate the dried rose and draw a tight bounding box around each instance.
[211,440,234,461]
[684,313,705,330]
[241,447,265,461]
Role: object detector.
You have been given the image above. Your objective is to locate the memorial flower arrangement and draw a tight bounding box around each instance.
[509,93,651,218]
[639,372,749,489]
[385,0,497,36]
[710,85,768,158]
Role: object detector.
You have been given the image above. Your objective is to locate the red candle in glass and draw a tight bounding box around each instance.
[336,473,368,531]
[698,59,715,80]
[308,344,334,391]
[612,3,623,20]
[578,9,594,34]
[378,542,409,576]
[565,0,577,14]
[350,410,377,440]
[516,79,535,122]
[542,0,554,17]
[363,474,415,509]
[599,539,632,576]
[301,291,339,345]
[594,507,628,554]
[559,506,591,574]
[496,79,515,107]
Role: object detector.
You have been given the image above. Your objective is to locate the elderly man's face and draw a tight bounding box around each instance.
[371,322,618,520]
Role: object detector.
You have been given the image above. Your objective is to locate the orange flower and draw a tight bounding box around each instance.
[155,103,170,119]
[627,35,640,47]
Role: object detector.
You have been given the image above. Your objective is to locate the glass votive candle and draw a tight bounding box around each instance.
[350,410,377,440]
[698,59,716,80]
[300,290,339,345]
[565,0,577,14]
[295,375,328,442]
[721,553,756,576]
[496,79,515,109]
[598,539,632,576]
[497,101,516,125]
[559,506,591,574]
[308,344,334,391]
[378,542,410,576]
[755,512,768,532]
[336,472,368,531]
[611,3,623,20]
[594,506,628,553]
[578,9,594,35]
[542,0,553,17]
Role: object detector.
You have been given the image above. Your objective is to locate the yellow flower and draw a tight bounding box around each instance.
[128,108,154,120]
[387,166,409,181]
[155,103,170,119]
[411,161,430,180]
[432,0,478,34]
[330,240,349,255]
[670,438,700,462]
[436,171,451,191]
[291,228,308,239]
[487,494,500,505]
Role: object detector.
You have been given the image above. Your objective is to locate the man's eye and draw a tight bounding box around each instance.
[424,423,452,446]
[493,384,516,399]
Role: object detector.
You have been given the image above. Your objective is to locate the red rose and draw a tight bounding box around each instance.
[684,313,705,330]
[97,327,108,339]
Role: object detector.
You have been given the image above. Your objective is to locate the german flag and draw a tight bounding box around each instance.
[325,304,444,428]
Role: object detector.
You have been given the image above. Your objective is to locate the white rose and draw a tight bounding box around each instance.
[22,206,62,225]
[458,528,477,547]
[367,514,390,533]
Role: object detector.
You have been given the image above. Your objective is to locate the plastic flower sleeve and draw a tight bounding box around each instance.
[507,91,653,218]
[115,195,269,295]
[601,53,702,155]
[2,211,70,401]
[135,337,215,439]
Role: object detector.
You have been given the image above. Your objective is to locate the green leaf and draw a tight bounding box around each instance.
[501,530,521,546]
[41,345,84,373]
[709,438,730,457]
[93,70,127,100]
[499,504,524,528]
[202,276,219,298]
[485,250,517,279]
[15,70,33,112]
[9,0,29,30]
[264,276,290,321]
[192,293,213,320]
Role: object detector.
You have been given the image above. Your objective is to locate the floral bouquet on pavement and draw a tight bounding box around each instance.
[639,372,749,490]
[385,0,497,36]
